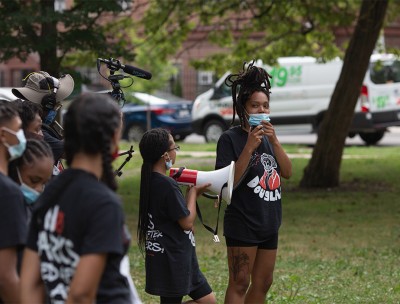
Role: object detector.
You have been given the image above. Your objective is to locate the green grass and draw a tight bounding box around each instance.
[115,142,400,303]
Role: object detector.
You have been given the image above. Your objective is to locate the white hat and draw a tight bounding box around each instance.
[12,71,74,103]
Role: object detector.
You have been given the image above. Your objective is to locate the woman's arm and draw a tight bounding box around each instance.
[178,183,211,230]
[20,248,46,304]
[66,253,107,304]
[0,247,20,303]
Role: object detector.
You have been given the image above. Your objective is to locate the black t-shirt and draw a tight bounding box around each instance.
[27,169,131,303]
[216,126,282,242]
[0,173,27,250]
[0,172,27,303]
[145,172,207,297]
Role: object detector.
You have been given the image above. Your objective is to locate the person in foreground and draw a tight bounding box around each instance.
[215,61,292,304]
[20,93,134,303]
[137,128,216,304]
[0,101,27,303]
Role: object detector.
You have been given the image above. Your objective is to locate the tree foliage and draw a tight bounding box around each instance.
[139,0,361,75]
[0,0,135,77]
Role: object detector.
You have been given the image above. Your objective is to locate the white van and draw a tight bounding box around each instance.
[191,54,400,145]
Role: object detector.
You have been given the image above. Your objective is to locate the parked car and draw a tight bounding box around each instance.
[121,91,193,142]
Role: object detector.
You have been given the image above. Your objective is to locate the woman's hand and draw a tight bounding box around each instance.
[261,121,278,144]
[188,183,211,198]
[245,125,264,153]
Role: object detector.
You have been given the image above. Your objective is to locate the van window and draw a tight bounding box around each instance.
[369,60,400,84]
[212,82,231,99]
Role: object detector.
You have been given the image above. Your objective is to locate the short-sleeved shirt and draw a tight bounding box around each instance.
[216,126,282,242]
[145,172,207,297]
[0,172,27,304]
[27,168,131,303]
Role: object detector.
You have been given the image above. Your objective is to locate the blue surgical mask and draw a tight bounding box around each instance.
[20,183,40,205]
[165,159,173,170]
[2,128,26,161]
[248,113,271,127]
[17,168,40,205]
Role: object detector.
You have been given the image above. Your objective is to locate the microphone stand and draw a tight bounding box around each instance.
[114,145,135,177]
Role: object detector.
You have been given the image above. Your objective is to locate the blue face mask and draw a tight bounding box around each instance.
[165,159,173,170]
[248,113,271,127]
[20,183,40,205]
[2,128,27,161]
[17,168,40,205]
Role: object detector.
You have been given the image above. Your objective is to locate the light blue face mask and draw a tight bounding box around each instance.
[248,113,271,127]
[17,168,40,205]
[165,159,173,170]
[2,128,27,161]
[20,183,40,205]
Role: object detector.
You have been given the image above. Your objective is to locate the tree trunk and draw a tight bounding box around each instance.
[38,0,60,77]
[300,0,388,188]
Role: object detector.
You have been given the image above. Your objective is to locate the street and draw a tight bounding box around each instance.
[184,127,400,146]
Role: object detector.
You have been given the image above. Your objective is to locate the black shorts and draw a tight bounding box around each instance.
[225,233,279,250]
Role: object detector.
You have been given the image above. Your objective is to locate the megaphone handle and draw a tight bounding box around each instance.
[202,192,218,200]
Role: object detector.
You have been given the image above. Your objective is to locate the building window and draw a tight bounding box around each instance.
[198,71,214,86]
[54,0,65,12]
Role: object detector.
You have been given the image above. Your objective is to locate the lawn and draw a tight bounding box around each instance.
[115,142,400,303]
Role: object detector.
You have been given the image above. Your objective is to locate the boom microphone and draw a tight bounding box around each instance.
[98,58,152,80]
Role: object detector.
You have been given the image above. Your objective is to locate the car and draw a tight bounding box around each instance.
[120,91,193,142]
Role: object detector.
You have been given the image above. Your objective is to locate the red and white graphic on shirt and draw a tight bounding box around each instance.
[259,154,280,190]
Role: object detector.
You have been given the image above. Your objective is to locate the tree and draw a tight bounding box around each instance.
[137,0,395,188]
[0,0,135,77]
[300,0,389,187]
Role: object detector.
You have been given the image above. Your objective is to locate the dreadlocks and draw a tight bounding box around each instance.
[225,60,272,127]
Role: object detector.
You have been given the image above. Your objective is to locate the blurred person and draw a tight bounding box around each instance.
[20,93,137,303]
[215,61,292,303]
[12,71,74,174]
[10,98,44,139]
[137,128,216,304]
[0,101,27,303]
[8,139,54,223]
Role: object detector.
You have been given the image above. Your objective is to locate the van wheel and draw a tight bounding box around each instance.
[359,131,385,145]
[204,120,225,143]
[125,124,145,142]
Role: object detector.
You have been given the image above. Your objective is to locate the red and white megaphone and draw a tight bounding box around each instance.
[169,161,235,204]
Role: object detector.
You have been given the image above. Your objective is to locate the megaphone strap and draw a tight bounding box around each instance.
[195,181,227,243]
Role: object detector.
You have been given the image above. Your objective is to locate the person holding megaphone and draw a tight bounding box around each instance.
[216,61,292,304]
[137,128,216,304]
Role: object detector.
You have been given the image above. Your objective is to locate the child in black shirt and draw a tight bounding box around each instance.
[138,128,216,304]
[21,93,134,303]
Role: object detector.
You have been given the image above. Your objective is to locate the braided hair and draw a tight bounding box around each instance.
[137,128,171,254]
[63,93,121,191]
[8,139,53,183]
[225,60,272,127]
